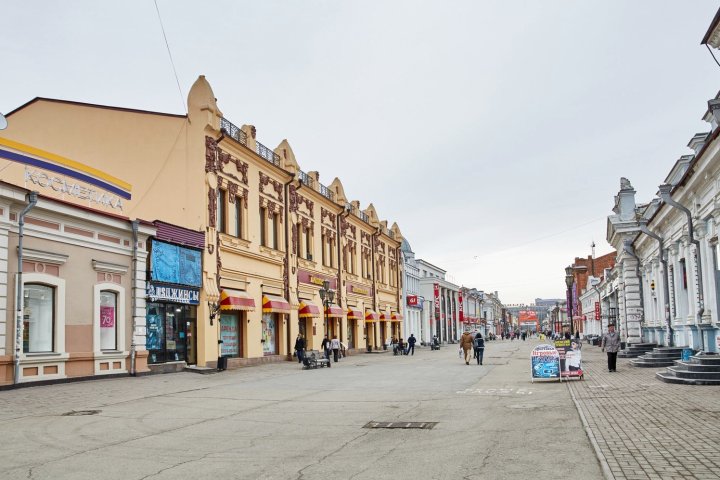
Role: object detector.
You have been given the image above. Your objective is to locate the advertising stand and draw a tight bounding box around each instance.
[531,344,561,383]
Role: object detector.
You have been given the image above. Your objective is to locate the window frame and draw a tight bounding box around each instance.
[20,273,66,357]
[94,282,126,354]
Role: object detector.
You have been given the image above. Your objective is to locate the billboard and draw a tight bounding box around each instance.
[150,240,202,287]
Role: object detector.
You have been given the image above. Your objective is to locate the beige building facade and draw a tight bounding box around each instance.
[0,75,403,377]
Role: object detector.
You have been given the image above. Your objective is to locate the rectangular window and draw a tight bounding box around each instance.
[329,237,335,267]
[23,284,54,353]
[220,313,241,357]
[234,201,243,238]
[217,189,227,234]
[305,227,312,260]
[260,207,267,246]
[271,213,279,250]
[100,290,117,350]
[322,233,327,265]
[680,259,687,290]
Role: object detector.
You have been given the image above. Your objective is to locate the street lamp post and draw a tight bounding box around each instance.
[319,280,335,338]
[565,266,574,337]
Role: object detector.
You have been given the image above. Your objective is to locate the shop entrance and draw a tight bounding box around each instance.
[146,303,197,364]
[348,320,356,349]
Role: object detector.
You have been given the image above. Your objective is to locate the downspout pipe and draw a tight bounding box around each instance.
[130,220,139,376]
[622,239,645,344]
[14,191,38,385]
[638,219,673,346]
[658,184,705,352]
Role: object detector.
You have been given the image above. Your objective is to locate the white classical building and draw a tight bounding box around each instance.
[597,90,720,352]
[400,238,423,341]
[417,259,460,344]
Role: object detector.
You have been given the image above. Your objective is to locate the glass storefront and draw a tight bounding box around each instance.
[220,312,242,358]
[261,313,278,356]
[146,303,197,364]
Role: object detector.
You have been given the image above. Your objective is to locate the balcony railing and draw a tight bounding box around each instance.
[256,141,281,167]
[359,211,369,223]
[220,117,247,146]
[299,170,314,188]
[319,183,334,202]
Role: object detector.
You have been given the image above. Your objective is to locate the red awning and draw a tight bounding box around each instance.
[298,301,321,318]
[325,305,344,318]
[391,312,403,322]
[379,313,388,321]
[219,289,256,311]
[262,295,291,314]
[365,310,379,322]
[347,309,363,320]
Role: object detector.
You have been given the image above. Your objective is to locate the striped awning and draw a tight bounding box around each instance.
[298,301,321,318]
[325,305,344,318]
[347,309,363,320]
[365,310,379,322]
[391,312,403,322]
[220,289,256,311]
[262,295,291,314]
[379,313,388,321]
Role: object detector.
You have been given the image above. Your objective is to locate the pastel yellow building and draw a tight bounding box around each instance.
[0,75,403,376]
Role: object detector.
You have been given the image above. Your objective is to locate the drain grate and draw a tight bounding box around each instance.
[363,421,437,430]
[62,410,101,416]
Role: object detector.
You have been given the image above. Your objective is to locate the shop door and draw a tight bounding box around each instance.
[348,320,355,349]
[184,319,197,365]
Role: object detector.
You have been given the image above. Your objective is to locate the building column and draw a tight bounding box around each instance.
[621,254,643,345]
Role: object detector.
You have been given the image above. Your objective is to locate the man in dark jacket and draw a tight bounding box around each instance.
[321,335,331,360]
[294,334,306,363]
[407,334,417,355]
[473,332,485,365]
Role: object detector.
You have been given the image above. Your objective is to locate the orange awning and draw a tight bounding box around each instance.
[347,309,363,320]
[391,312,403,322]
[365,310,379,322]
[262,295,291,314]
[325,305,344,318]
[219,289,256,311]
[298,301,321,318]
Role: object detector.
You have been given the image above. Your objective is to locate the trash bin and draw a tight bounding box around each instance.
[682,348,693,362]
[217,356,228,371]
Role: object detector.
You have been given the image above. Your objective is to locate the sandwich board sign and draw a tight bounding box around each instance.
[531,344,561,383]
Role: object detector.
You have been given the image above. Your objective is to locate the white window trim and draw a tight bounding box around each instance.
[19,273,68,382]
[93,283,127,374]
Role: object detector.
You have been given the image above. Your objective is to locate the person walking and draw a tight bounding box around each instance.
[460,330,474,365]
[294,334,306,364]
[321,335,331,360]
[407,334,417,355]
[473,331,485,365]
[601,323,621,372]
[330,335,341,362]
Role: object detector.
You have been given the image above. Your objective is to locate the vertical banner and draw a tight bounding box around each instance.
[595,302,601,321]
[458,291,464,323]
[433,283,440,321]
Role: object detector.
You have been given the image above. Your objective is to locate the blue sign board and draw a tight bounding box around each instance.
[531,344,561,381]
[151,240,202,287]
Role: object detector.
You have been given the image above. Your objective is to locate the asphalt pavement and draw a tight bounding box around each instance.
[0,340,603,480]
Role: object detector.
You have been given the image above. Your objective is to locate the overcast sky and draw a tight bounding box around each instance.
[2,1,719,304]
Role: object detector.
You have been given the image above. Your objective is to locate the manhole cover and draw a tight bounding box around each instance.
[62,410,101,416]
[364,421,437,429]
[506,404,541,410]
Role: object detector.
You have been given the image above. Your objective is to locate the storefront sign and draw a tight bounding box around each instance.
[407,295,418,306]
[147,283,200,305]
[348,283,370,296]
[531,344,560,380]
[298,269,336,289]
[595,302,601,321]
[24,167,125,210]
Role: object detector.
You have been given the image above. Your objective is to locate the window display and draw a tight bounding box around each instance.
[220,313,240,357]
[23,284,54,353]
[99,290,117,350]
[262,313,277,356]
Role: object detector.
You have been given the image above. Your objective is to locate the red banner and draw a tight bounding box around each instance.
[458,292,464,323]
[407,295,418,306]
[594,302,601,321]
[433,284,440,320]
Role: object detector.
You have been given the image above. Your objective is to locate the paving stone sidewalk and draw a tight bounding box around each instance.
[568,343,720,480]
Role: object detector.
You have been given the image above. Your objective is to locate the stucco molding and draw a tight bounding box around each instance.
[23,248,68,265]
[91,260,128,274]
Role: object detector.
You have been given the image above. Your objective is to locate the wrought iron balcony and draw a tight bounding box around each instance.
[220,117,247,146]
[299,170,314,188]
[256,141,281,167]
[319,183,334,202]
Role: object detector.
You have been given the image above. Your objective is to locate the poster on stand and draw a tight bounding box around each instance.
[531,344,561,382]
[554,339,583,378]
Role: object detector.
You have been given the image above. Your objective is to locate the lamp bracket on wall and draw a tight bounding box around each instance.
[209,301,221,325]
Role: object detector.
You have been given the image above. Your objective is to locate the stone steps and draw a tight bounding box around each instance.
[656,353,720,385]
[618,343,657,358]
[631,346,685,368]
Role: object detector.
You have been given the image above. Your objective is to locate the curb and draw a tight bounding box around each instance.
[567,381,615,480]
